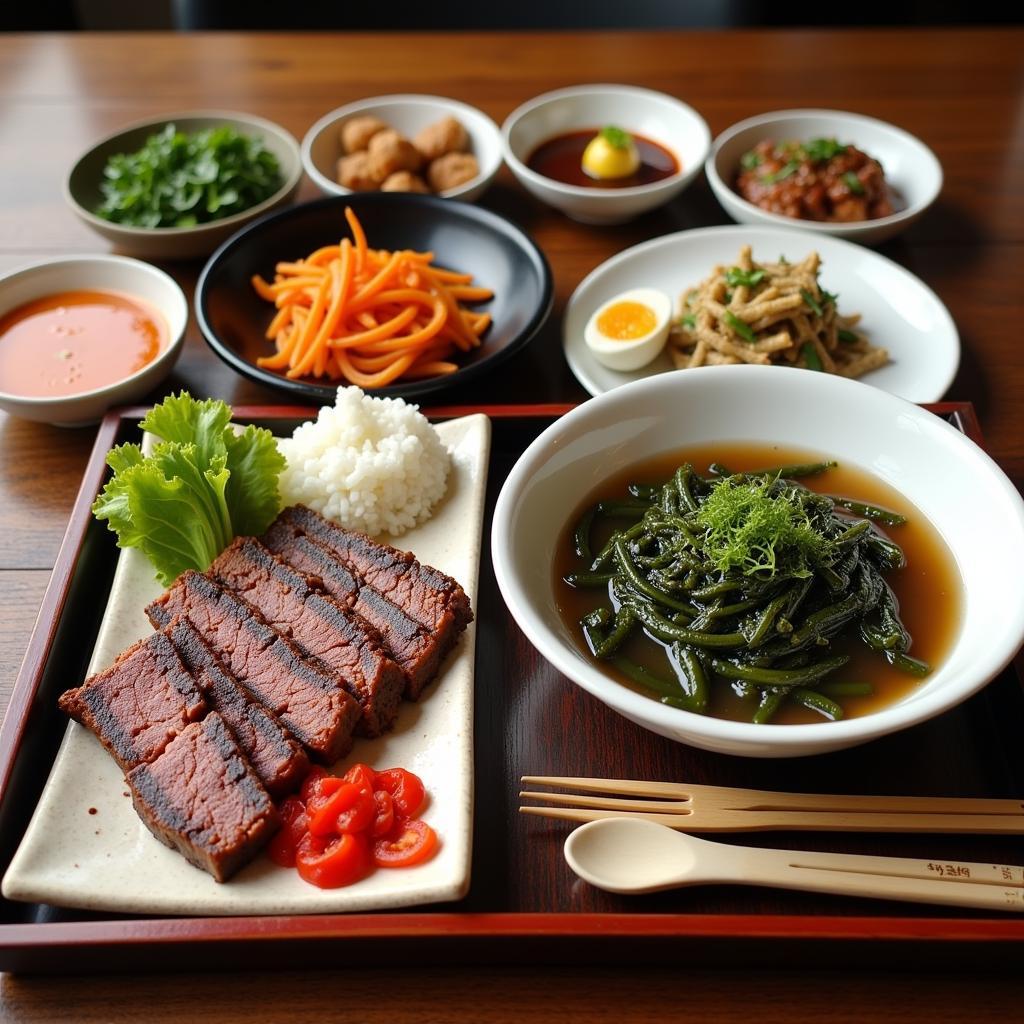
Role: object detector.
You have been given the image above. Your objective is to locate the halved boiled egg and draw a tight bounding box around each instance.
[583,288,672,371]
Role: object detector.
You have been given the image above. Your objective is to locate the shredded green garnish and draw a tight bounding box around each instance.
[822,289,838,306]
[798,138,848,163]
[837,328,859,344]
[800,288,824,317]
[723,310,757,344]
[740,150,762,171]
[679,314,697,330]
[760,160,799,185]
[696,476,836,578]
[801,342,823,371]
[599,126,632,150]
[725,267,766,288]
[843,171,866,195]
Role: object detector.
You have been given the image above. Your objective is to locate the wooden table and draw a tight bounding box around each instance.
[1,28,1022,1021]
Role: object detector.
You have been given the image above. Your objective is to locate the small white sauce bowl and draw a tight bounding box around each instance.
[491,365,1024,758]
[303,94,503,204]
[706,109,943,246]
[0,255,188,427]
[502,84,710,225]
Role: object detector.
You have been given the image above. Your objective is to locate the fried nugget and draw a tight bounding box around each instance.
[340,115,387,155]
[337,151,383,191]
[414,116,469,162]
[380,171,431,193]
[367,129,424,180]
[427,152,480,193]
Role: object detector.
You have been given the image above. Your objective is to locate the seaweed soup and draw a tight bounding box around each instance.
[554,443,963,725]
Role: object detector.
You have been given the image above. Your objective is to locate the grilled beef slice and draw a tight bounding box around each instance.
[209,538,404,736]
[127,712,278,882]
[146,572,360,763]
[167,617,310,798]
[58,631,206,773]
[262,525,446,699]
[265,505,473,685]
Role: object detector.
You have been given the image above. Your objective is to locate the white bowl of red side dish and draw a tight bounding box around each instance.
[490,366,1024,758]
[0,255,188,427]
[502,84,710,224]
[706,109,943,245]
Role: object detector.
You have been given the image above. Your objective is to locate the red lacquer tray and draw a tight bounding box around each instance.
[1,402,1022,974]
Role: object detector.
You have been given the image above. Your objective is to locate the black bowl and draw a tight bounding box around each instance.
[196,193,553,401]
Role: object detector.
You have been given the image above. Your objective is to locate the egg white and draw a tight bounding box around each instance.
[583,287,672,371]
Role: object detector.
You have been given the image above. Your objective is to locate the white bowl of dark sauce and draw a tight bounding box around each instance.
[706,109,943,245]
[502,84,710,225]
[491,365,1024,758]
[0,255,188,427]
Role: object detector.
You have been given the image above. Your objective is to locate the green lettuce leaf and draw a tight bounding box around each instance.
[91,391,283,585]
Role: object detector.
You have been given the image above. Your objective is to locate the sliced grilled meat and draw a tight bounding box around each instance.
[58,631,206,773]
[265,505,473,687]
[166,617,310,798]
[146,572,360,764]
[209,538,404,736]
[126,713,278,882]
[263,526,445,700]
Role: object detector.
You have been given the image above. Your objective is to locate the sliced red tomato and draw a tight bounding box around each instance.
[373,818,438,868]
[306,778,375,837]
[371,790,395,838]
[342,762,377,793]
[267,796,308,868]
[299,766,329,803]
[296,831,371,888]
[373,768,426,818]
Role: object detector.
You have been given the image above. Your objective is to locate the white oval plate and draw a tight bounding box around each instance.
[563,225,959,403]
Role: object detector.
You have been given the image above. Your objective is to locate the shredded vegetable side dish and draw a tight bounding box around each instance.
[253,207,493,388]
[668,245,889,379]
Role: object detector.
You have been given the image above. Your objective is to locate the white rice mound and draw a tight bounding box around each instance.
[277,387,450,537]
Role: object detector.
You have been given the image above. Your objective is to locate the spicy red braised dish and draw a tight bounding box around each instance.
[735,138,894,223]
[270,763,438,888]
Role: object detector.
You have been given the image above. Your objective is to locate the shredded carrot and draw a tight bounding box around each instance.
[254,206,493,388]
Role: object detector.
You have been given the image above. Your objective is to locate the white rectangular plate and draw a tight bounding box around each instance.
[3,413,490,916]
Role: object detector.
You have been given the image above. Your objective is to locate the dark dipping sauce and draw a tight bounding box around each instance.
[527,129,678,189]
[554,443,962,726]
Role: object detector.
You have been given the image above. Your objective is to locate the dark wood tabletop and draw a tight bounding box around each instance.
[1,27,1022,1021]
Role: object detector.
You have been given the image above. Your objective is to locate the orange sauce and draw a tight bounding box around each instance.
[554,443,963,725]
[0,290,164,398]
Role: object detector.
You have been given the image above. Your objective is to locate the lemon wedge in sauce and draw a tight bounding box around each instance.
[582,126,640,180]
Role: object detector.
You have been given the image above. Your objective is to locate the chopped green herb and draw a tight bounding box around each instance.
[801,342,823,371]
[821,289,838,306]
[778,254,789,265]
[679,313,697,330]
[843,171,866,195]
[800,288,824,317]
[760,160,799,185]
[723,310,757,344]
[725,267,767,288]
[599,126,632,150]
[740,150,762,171]
[95,123,283,228]
[837,328,859,344]
[801,138,848,163]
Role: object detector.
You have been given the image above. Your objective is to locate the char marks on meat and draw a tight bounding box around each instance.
[264,505,473,697]
[209,537,405,736]
[127,713,278,882]
[263,525,445,699]
[58,631,206,772]
[167,617,310,798]
[146,571,361,764]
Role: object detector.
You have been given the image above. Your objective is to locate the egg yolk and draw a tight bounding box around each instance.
[596,301,658,341]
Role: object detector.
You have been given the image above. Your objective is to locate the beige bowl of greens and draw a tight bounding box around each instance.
[65,111,302,261]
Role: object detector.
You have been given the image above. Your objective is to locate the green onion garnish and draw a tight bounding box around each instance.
[740,150,762,171]
[724,310,757,344]
[801,342,823,371]
[679,314,697,330]
[837,328,859,344]
[599,126,632,150]
[725,267,766,288]
[843,171,865,195]
[760,161,799,185]
[800,289,824,317]
[802,138,847,163]
[822,289,838,306]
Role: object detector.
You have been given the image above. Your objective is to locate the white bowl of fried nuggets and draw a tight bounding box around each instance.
[302,95,503,203]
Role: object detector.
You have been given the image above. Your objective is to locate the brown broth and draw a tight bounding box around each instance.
[527,129,678,189]
[553,443,963,726]
[0,290,164,398]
